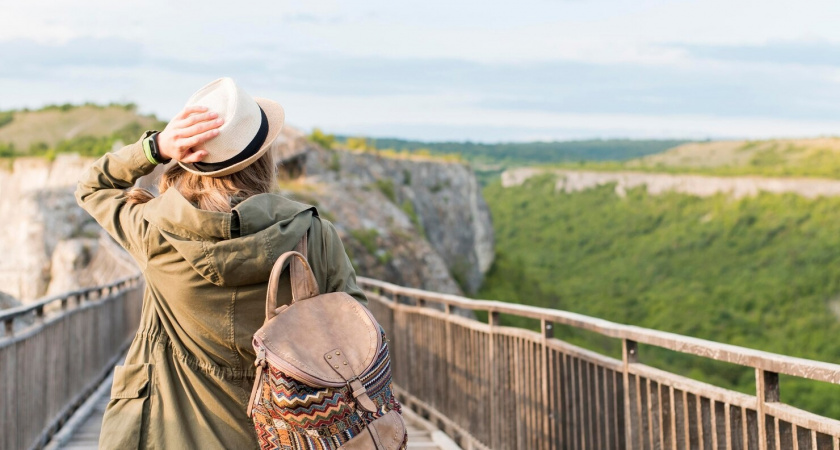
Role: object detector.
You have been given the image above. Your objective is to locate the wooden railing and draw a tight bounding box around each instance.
[359,277,840,450]
[0,275,143,450]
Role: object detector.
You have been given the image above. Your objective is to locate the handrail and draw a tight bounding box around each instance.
[1,275,144,450]
[0,275,139,323]
[358,277,840,384]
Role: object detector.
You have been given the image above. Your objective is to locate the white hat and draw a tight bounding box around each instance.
[178,77,285,177]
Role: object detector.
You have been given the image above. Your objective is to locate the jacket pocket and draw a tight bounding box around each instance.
[99,363,153,450]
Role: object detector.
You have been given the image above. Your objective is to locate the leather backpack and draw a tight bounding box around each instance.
[247,234,407,449]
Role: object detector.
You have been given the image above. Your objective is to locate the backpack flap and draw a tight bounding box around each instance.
[255,249,383,388]
[254,292,382,387]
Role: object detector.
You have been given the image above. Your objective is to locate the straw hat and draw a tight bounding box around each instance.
[178,77,285,177]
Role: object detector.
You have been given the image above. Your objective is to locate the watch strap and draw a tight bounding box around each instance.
[142,131,170,165]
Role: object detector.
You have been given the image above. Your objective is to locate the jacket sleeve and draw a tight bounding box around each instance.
[75,137,158,268]
[321,219,368,306]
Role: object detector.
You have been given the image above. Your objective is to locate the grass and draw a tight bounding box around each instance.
[0,104,165,154]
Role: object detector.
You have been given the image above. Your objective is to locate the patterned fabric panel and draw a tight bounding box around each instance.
[252,329,405,450]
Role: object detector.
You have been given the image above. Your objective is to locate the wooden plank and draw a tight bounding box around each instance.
[582,359,593,450]
[487,311,499,449]
[746,409,759,450]
[659,384,672,450]
[639,375,649,450]
[554,349,565,450]
[648,378,658,450]
[624,340,639,450]
[599,366,608,450]
[701,398,713,450]
[571,355,581,450]
[541,321,553,450]
[523,337,533,450]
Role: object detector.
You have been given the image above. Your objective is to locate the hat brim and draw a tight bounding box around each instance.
[178,97,285,178]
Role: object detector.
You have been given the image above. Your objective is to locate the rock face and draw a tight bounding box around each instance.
[1,127,495,305]
[503,167,840,199]
[300,142,494,294]
[0,154,138,304]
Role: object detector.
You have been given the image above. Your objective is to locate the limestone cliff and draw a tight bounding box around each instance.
[1,127,495,304]
[0,154,139,303]
[276,128,495,295]
[503,167,840,199]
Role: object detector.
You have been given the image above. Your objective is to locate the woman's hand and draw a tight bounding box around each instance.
[157,106,224,163]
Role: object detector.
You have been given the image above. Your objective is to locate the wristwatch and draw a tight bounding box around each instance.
[142,131,171,165]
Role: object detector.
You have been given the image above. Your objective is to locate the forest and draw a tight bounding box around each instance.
[479,174,840,419]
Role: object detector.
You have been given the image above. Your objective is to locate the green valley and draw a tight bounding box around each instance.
[479,174,840,418]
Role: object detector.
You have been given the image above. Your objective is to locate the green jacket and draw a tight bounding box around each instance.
[76,138,366,449]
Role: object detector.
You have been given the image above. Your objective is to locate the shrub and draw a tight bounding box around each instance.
[375,179,396,203]
[309,128,336,149]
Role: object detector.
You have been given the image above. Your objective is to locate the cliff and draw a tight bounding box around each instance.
[502,167,840,199]
[0,154,139,303]
[278,128,495,295]
[1,127,495,304]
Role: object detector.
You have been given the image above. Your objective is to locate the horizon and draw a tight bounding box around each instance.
[11,101,840,145]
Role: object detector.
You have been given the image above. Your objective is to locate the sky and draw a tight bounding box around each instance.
[3,0,840,142]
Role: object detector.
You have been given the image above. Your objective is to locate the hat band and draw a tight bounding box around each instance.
[192,106,269,173]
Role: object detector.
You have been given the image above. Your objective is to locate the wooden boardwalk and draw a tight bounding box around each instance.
[51,375,458,450]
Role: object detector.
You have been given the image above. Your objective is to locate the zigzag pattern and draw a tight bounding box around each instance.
[252,328,406,450]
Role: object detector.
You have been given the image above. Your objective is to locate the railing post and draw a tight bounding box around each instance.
[756,369,779,450]
[444,302,453,433]
[488,310,500,448]
[541,319,554,450]
[623,339,638,450]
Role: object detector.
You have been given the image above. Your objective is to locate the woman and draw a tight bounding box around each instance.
[76,78,366,449]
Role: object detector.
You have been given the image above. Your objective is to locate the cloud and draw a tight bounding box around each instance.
[674,40,840,68]
[0,37,143,77]
[234,54,840,121]
[4,36,840,140]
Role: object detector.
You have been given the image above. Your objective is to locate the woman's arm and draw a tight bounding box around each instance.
[75,137,159,266]
[75,106,222,266]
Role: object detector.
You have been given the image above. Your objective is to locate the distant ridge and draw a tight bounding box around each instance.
[0,104,165,156]
[334,134,690,165]
[560,137,840,180]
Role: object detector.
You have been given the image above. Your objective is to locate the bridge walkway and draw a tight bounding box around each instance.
[53,374,458,450]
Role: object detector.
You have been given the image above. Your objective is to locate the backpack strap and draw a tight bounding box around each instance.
[265,232,320,322]
[290,232,309,298]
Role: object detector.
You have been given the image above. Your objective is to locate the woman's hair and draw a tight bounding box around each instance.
[126,149,277,212]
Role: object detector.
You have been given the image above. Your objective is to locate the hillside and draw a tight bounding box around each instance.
[0,104,166,157]
[480,173,840,419]
[315,132,688,184]
[567,137,840,179]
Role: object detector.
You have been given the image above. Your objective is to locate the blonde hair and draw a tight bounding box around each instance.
[126,150,277,212]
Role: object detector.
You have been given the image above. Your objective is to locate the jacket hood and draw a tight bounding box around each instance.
[143,188,317,287]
